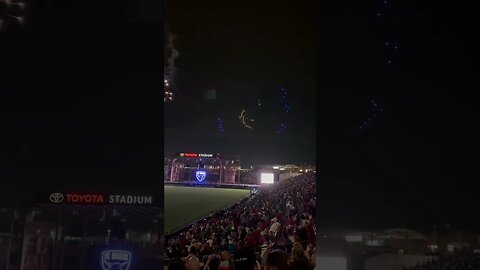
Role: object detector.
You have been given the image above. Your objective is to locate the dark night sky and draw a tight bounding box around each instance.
[0,0,163,196]
[164,0,316,166]
[318,0,479,230]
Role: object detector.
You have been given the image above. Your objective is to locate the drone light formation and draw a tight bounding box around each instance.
[217,117,225,134]
[277,86,291,134]
[376,0,401,66]
[239,109,254,129]
[357,99,386,130]
[276,123,287,134]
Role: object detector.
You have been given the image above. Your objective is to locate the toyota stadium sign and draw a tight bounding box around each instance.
[177,152,219,158]
[45,192,156,206]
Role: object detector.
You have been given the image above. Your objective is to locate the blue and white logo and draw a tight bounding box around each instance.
[101,250,131,270]
[196,170,206,182]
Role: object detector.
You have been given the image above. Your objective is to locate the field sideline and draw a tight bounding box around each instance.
[164,185,251,234]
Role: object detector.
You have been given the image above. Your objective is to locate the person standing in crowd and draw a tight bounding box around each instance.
[288,243,310,270]
[270,218,281,234]
[266,250,289,270]
[218,251,232,270]
[184,246,200,270]
[204,254,221,270]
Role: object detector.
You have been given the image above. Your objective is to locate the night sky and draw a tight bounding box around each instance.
[318,0,479,230]
[164,0,316,166]
[0,0,163,195]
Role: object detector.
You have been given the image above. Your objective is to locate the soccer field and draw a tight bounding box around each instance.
[164,185,251,234]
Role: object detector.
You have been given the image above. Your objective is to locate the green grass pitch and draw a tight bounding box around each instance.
[164,185,251,234]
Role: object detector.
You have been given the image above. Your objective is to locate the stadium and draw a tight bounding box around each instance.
[0,190,163,270]
[164,152,281,234]
[164,152,316,269]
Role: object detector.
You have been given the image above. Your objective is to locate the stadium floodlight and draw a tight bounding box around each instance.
[317,256,347,270]
[260,173,274,184]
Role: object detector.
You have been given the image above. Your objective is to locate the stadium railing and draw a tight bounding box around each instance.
[165,181,260,189]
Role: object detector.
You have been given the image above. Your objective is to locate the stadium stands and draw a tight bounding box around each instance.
[164,173,317,270]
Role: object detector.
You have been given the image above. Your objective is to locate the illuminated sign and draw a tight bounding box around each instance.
[178,152,218,158]
[109,195,152,205]
[101,250,131,270]
[66,193,105,204]
[49,193,64,203]
[196,170,206,182]
[48,193,153,205]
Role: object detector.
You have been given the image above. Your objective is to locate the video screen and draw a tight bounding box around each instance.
[260,173,274,184]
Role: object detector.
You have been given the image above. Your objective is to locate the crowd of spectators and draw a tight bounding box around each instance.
[164,172,317,270]
[407,252,480,270]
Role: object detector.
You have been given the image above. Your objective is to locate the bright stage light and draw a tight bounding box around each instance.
[260,173,274,184]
